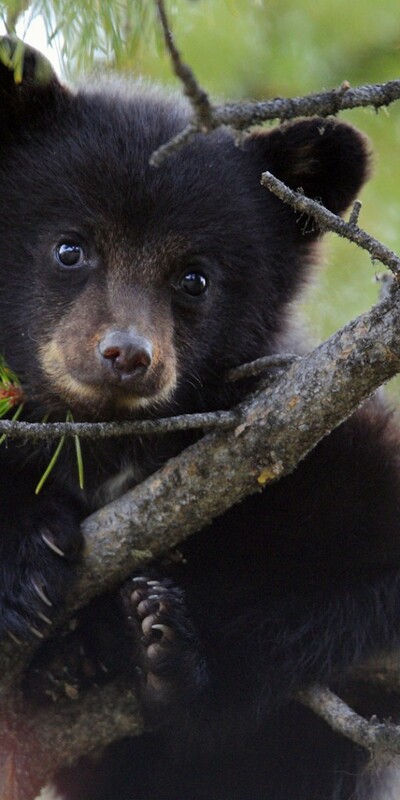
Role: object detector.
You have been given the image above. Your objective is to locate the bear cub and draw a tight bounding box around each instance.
[1,40,400,800]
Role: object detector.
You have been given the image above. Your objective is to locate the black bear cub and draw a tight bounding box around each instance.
[1,40,400,800]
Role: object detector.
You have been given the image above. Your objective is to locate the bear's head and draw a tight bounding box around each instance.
[0,39,369,419]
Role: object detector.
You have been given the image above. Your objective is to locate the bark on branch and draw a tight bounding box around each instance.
[151,79,400,166]
[298,685,400,761]
[261,172,400,276]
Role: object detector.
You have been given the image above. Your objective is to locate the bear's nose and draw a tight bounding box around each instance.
[98,330,153,380]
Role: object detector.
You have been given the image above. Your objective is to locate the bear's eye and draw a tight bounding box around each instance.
[179,272,208,297]
[55,242,85,268]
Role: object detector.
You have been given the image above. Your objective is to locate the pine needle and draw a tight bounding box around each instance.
[35,434,66,495]
[0,355,24,430]
[66,410,85,490]
[0,402,24,445]
[0,354,85,492]
[0,354,23,412]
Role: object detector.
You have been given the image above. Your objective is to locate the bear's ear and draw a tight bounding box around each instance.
[0,37,67,128]
[246,118,370,218]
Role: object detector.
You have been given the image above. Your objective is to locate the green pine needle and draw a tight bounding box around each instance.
[0,402,24,444]
[35,434,66,495]
[0,353,22,399]
[34,411,86,494]
[0,354,85,493]
[75,433,85,490]
[66,410,85,490]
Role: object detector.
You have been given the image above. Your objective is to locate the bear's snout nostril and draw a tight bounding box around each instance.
[99,330,153,380]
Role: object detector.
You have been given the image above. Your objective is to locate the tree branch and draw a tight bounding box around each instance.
[261,172,400,276]
[213,79,400,128]
[0,409,240,441]
[155,0,214,128]
[0,679,141,800]
[0,354,298,442]
[298,685,400,761]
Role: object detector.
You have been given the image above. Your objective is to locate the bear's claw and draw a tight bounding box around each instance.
[122,576,207,713]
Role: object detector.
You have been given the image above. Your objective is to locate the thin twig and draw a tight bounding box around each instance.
[0,409,241,442]
[227,354,299,382]
[149,122,198,167]
[299,685,400,760]
[151,76,400,166]
[261,171,400,276]
[212,79,400,128]
[155,0,213,128]
[0,356,299,441]
[349,200,363,227]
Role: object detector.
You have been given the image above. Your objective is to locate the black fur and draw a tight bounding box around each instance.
[0,40,399,800]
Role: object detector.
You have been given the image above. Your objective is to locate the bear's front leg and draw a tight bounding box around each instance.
[0,482,84,641]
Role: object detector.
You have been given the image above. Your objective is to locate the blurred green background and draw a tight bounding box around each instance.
[5,0,400,342]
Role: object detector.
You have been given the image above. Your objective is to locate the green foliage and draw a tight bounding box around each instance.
[0,35,25,80]
[34,410,85,494]
[0,0,158,73]
[0,354,23,418]
[0,352,84,493]
[34,428,66,494]
[32,411,84,493]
